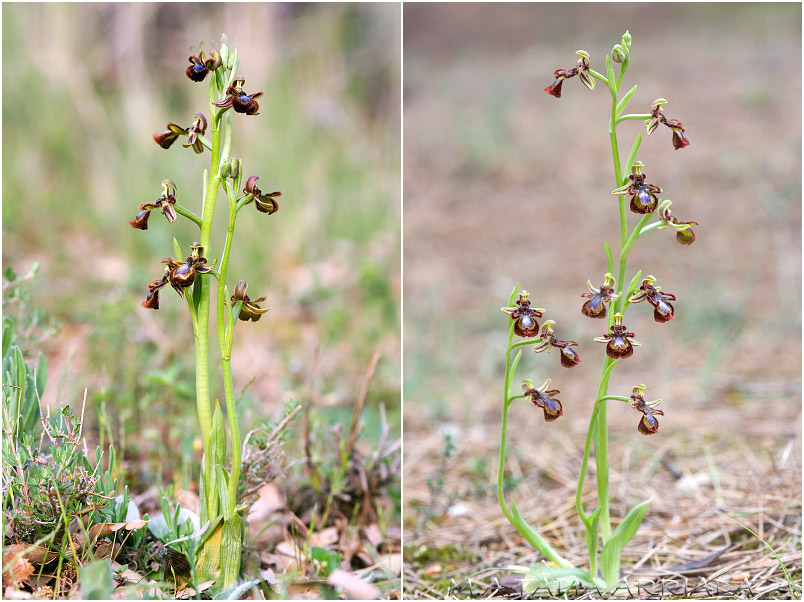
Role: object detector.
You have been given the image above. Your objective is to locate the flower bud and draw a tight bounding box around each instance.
[228,157,241,179]
[611,44,626,63]
[621,31,631,51]
[220,43,229,68]
[206,51,223,71]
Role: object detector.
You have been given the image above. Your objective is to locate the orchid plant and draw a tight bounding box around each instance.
[498,31,698,590]
[130,35,280,590]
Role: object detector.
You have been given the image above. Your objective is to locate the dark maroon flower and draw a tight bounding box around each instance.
[142,269,169,310]
[183,112,207,154]
[612,162,662,214]
[544,50,595,98]
[231,280,270,322]
[129,180,178,229]
[214,78,264,115]
[502,290,545,338]
[657,200,698,245]
[645,98,690,150]
[522,379,563,422]
[581,273,619,319]
[532,321,581,368]
[243,175,281,214]
[185,50,221,83]
[630,384,665,435]
[162,243,212,299]
[629,276,676,323]
[594,314,641,359]
[153,123,189,149]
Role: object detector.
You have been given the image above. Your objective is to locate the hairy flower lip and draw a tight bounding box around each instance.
[522,379,563,422]
[629,277,676,322]
[230,279,269,322]
[532,321,581,368]
[502,291,545,338]
[594,314,640,359]
[612,163,662,215]
[215,78,264,115]
[581,274,619,319]
[631,387,664,435]
[242,175,282,215]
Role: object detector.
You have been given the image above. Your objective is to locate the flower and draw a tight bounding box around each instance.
[163,243,212,298]
[645,98,690,150]
[522,379,563,422]
[630,384,664,435]
[581,273,619,319]
[129,180,178,229]
[214,78,264,115]
[544,50,595,98]
[185,50,222,82]
[243,175,281,214]
[629,276,676,323]
[183,112,207,154]
[612,162,662,214]
[594,313,641,359]
[532,321,581,368]
[153,123,189,149]
[231,280,270,322]
[153,113,208,153]
[501,290,545,338]
[657,200,698,245]
[141,268,170,310]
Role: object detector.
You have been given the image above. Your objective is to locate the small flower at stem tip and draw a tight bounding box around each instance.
[231,279,270,322]
[630,384,664,435]
[531,321,581,368]
[594,314,641,359]
[522,379,563,422]
[501,290,545,338]
[581,273,619,319]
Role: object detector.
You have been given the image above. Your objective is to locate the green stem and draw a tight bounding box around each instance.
[174,204,202,227]
[615,113,651,125]
[196,77,224,517]
[511,337,542,350]
[587,69,608,85]
[218,181,241,509]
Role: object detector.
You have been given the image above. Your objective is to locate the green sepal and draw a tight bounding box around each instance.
[604,243,614,276]
[600,499,651,585]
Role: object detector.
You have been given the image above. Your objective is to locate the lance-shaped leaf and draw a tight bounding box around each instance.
[600,499,652,585]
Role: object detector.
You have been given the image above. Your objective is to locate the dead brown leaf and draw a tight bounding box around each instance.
[328,568,380,600]
[2,552,34,588]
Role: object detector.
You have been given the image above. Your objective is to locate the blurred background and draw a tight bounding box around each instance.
[403,2,801,591]
[3,3,400,500]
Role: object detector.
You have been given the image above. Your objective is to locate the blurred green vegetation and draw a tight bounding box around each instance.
[3,4,400,494]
